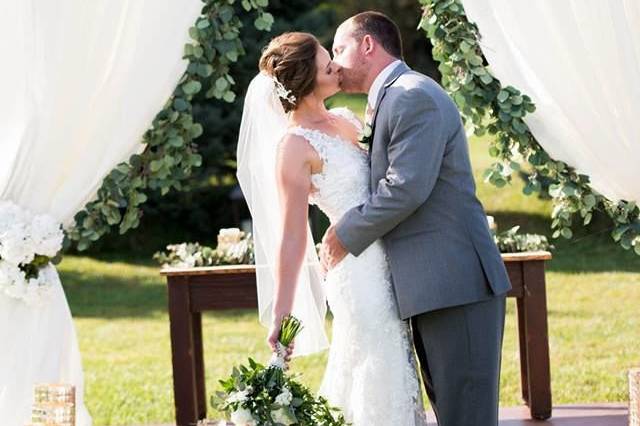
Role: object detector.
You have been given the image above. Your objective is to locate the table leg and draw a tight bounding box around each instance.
[168,276,199,426]
[516,296,530,405]
[192,311,207,419]
[522,261,552,420]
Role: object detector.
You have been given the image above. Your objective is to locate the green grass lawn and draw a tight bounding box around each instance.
[62,95,640,424]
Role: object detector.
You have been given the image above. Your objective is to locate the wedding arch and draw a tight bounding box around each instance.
[3,0,638,423]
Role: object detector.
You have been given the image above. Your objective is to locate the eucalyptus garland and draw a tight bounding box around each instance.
[67,0,273,250]
[418,0,640,256]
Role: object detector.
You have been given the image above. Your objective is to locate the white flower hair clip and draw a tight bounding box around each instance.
[272,76,296,105]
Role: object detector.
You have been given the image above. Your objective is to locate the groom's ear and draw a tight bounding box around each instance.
[362,34,375,56]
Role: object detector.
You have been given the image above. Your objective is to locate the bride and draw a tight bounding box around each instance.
[236,32,426,425]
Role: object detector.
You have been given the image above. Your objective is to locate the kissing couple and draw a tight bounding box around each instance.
[236,10,511,426]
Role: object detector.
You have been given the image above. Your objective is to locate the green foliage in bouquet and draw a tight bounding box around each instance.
[213,316,349,426]
[495,226,553,254]
[67,0,274,251]
[418,0,640,256]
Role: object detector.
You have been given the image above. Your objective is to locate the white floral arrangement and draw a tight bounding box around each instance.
[0,201,64,305]
[153,228,254,268]
[486,216,553,253]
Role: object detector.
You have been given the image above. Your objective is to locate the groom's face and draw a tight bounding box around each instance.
[332,22,368,94]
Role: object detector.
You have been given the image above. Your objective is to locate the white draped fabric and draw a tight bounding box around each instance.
[462,0,640,204]
[0,0,202,424]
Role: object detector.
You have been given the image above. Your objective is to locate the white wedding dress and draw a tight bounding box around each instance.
[287,108,427,426]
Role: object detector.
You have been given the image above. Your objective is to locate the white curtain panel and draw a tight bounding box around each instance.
[462,0,640,203]
[0,0,201,424]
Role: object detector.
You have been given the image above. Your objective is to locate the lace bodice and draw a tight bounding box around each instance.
[287,107,369,222]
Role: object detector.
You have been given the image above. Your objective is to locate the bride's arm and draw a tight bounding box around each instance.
[267,134,314,351]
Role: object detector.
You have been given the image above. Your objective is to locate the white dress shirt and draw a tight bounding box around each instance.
[367,59,402,114]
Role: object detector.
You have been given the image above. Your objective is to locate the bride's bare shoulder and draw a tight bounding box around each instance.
[277,131,320,164]
[279,131,311,150]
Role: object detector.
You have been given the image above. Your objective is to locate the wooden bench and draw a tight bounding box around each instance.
[161,251,552,426]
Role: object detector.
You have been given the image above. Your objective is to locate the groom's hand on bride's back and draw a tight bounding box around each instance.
[320,226,348,271]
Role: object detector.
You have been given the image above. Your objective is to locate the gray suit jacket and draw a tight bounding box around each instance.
[335,62,511,320]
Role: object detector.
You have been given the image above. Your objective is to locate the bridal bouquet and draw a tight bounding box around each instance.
[0,201,64,305]
[213,315,349,426]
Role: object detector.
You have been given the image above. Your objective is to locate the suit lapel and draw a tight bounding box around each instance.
[368,62,411,156]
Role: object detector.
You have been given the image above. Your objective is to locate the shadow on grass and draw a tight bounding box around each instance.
[63,250,158,268]
[60,269,167,318]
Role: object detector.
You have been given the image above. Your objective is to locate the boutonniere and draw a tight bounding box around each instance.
[358,123,373,146]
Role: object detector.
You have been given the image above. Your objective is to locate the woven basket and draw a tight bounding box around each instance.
[630,368,640,426]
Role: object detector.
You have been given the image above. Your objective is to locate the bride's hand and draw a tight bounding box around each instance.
[267,318,294,364]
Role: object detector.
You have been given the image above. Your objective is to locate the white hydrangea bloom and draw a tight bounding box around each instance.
[0,201,62,304]
[0,261,53,306]
[0,201,29,233]
[0,224,35,265]
[30,214,64,258]
[230,407,257,426]
[0,260,24,287]
[226,389,250,404]
[275,387,292,406]
[270,407,296,425]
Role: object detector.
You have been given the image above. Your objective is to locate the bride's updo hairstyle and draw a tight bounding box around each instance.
[259,32,319,113]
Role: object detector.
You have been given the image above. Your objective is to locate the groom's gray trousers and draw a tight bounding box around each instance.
[335,62,512,426]
[411,295,506,426]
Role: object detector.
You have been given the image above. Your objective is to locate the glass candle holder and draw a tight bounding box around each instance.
[31,402,75,424]
[34,383,75,405]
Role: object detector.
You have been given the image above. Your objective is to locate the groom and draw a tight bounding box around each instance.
[322,11,512,426]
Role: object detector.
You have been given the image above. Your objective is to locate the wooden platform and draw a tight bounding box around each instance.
[427,403,629,425]
[138,403,629,426]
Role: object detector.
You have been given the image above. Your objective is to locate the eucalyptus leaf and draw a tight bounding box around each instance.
[182,80,202,95]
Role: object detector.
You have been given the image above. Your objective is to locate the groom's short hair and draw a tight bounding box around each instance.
[350,11,403,59]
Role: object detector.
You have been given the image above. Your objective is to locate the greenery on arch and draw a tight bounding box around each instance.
[67,0,274,250]
[418,0,640,256]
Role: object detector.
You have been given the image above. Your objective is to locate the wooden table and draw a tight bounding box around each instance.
[161,251,553,425]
